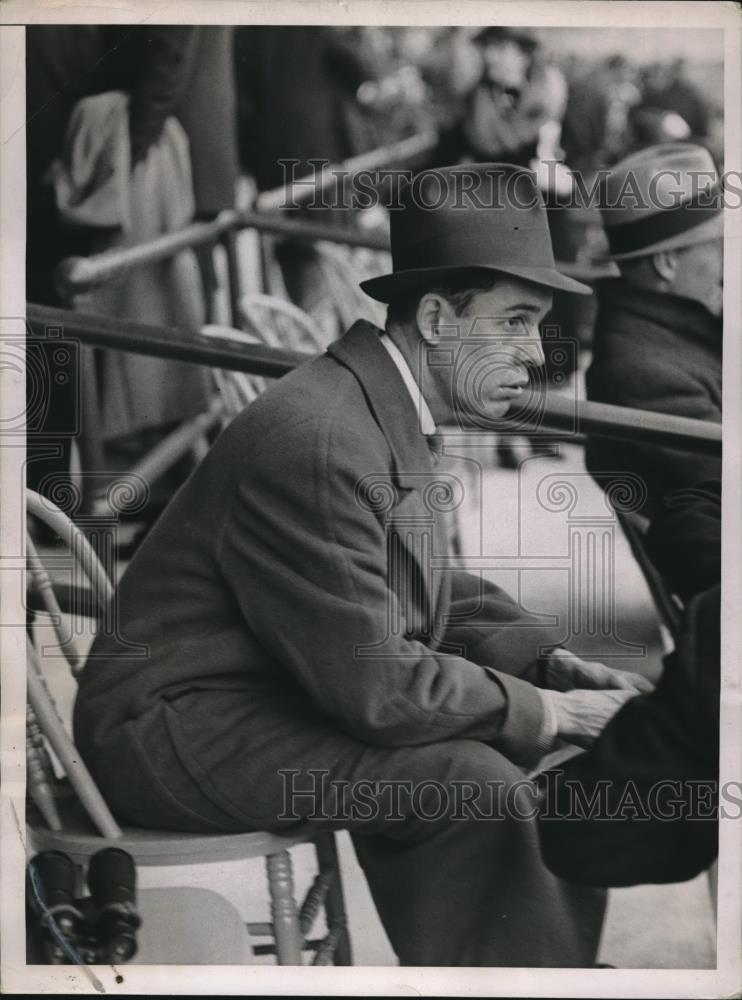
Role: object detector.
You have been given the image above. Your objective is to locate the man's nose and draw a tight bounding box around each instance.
[518,328,546,369]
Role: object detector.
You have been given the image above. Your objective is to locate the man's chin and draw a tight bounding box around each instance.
[486,400,515,420]
[454,401,513,425]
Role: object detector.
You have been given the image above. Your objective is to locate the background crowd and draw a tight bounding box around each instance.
[26,23,723,511]
[27,25,722,516]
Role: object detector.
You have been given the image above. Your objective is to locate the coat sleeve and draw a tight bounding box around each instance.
[217,415,546,765]
[442,570,564,683]
[586,363,721,499]
[537,585,720,886]
[645,480,721,601]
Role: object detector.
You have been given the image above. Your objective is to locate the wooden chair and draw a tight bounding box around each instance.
[93,300,321,519]
[25,488,352,966]
[200,296,325,428]
[311,242,388,330]
[238,293,326,354]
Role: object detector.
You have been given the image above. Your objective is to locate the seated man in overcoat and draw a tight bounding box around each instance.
[586,143,723,520]
[74,163,648,966]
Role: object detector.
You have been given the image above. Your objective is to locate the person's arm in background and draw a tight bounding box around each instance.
[645,480,721,603]
[537,584,721,887]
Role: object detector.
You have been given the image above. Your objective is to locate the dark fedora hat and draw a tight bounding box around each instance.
[360,162,591,303]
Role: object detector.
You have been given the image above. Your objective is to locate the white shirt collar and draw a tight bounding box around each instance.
[379,333,437,436]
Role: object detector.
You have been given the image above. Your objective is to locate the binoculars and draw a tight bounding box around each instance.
[26,848,141,965]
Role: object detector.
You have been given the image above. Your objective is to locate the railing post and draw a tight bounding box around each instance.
[220,222,242,329]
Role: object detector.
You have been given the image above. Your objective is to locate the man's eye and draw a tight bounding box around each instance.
[502,317,525,331]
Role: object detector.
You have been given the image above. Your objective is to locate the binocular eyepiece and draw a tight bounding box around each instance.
[88,847,141,963]
[26,847,141,965]
[26,850,82,964]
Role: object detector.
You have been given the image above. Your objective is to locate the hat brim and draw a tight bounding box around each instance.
[596,212,723,263]
[360,264,592,303]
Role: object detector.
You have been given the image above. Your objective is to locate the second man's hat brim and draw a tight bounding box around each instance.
[595,212,723,263]
[360,263,592,303]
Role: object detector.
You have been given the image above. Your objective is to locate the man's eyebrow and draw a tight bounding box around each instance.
[500,303,546,313]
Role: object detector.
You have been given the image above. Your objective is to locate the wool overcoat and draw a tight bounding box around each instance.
[74,321,565,830]
[585,279,722,519]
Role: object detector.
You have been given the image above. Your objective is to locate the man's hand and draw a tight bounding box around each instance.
[545,688,640,749]
[544,648,653,694]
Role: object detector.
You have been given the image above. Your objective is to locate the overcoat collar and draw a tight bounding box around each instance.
[597,278,722,349]
[327,320,436,488]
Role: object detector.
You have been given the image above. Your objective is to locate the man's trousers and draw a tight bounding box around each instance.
[95,689,607,967]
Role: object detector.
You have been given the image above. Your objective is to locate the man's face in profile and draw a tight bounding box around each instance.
[423,275,552,425]
[672,237,724,317]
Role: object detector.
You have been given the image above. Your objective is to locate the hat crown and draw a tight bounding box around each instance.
[359,161,592,301]
[602,143,719,226]
[390,163,556,272]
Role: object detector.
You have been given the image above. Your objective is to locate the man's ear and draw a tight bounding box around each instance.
[416,293,448,343]
[651,250,679,283]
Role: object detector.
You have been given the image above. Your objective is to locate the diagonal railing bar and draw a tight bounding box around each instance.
[55,208,616,298]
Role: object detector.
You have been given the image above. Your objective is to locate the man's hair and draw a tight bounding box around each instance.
[384,272,500,332]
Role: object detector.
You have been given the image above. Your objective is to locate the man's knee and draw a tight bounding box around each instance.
[368,739,534,829]
[435,740,537,822]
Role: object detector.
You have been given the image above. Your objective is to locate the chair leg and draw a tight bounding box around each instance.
[265,850,303,965]
[314,832,352,966]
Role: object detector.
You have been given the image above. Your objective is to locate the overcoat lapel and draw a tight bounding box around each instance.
[327,322,452,643]
[327,321,435,486]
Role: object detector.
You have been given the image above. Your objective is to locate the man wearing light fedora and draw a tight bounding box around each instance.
[586,143,723,519]
[74,163,649,966]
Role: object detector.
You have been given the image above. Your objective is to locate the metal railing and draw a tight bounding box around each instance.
[253,130,440,211]
[27,304,722,458]
[35,127,719,524]
[52,129,618,310]
[52,130,443,321]
[54,208,616,305]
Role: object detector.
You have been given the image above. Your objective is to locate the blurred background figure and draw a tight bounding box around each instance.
[26,25,231,515]
[177,27,240,223]
[235,26,384,194]
[413,27,481,130]
[561,55,641,175]
[428,26,578,418]
[630,58,711,149]
[434,26,568,171]
[175,27,240,311]
[235,25,387,340]
[26,25,109,498]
